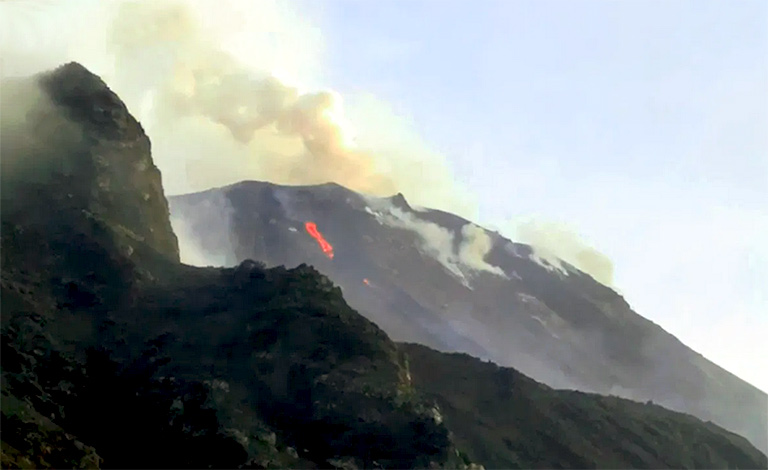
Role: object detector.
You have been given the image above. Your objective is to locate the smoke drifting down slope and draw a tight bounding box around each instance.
[509,219,616,286]
[365,198,506,282]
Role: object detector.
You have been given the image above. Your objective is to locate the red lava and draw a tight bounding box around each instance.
[305,222,334,259]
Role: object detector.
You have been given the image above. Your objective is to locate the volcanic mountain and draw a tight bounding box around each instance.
[1,62,766,468]
[170,180,768,455]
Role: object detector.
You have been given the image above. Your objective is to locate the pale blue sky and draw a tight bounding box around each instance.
[299,0,768,390]
[304,0,766,208]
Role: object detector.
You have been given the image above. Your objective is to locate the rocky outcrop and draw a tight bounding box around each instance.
[2,62,179,262]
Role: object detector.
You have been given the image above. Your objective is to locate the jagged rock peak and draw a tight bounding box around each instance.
[2,62,180,261]
[387,192,412,211]
[36,62,141,141]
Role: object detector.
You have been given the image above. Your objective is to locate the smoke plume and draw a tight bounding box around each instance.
[366,199,505,281]
[509,219,615,286]
[1,0,613,284]
[108,0,401,196]
[459,223,506,277]
[1,0,473,215]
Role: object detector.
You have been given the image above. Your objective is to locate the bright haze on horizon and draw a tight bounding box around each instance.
[1,0,766,393]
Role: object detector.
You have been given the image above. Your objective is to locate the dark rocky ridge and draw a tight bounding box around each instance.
[1,63,766,469]
[2,63,180,263]
[403,343,767,469]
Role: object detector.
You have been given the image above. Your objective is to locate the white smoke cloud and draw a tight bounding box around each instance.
[504,218,615,286]
[459,223,506,277]
[366,200,466,281]
[366,199,505,283]
[168,189,238,267]
[170,215,229,267]
[0,0,474,215]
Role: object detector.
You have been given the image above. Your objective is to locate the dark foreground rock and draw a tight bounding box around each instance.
[402,343,768,469]
[1,63,765,469]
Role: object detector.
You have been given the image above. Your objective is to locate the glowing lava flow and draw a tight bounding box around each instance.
[305,222,334,259]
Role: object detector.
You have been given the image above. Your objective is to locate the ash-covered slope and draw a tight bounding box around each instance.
[2,62,766,469]
[171,179,768,454]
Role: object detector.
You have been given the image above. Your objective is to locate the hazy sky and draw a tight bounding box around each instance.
[299,0,768,391]
[1,0,766,392]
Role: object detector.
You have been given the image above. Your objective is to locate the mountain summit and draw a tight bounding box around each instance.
[171,179,768,454]
[2,62,179,262]
[1,63,766,469]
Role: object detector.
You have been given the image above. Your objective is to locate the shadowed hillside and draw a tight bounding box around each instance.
[402,343,767,469]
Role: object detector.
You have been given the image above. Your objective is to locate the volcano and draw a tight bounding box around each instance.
[170,180,768,454]
[2,62,766,468]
